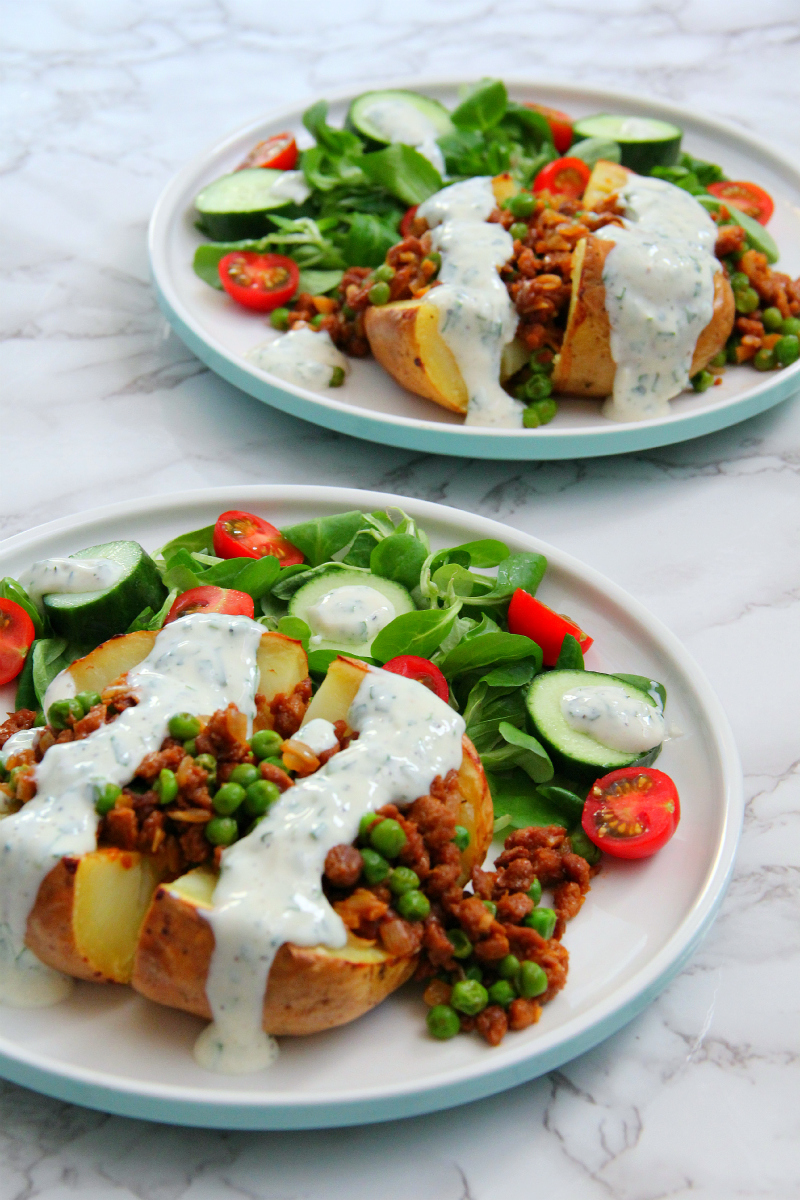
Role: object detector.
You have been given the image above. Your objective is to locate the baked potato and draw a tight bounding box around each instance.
[20,627,311,986]
[131,655,495,1035]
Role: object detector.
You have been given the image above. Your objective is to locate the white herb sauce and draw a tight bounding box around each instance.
[357,96,445,174]
[294,717,339,756]
[269,170,311,205]
[195,666,465,1074]
[306,585,395,647]
[248,327,349,391]
[596,175,719,422]
[0,729,40,767]
[18,558,126,614]
[0,612,263,1009]
[418,178,523,429]
[561,685,665,753]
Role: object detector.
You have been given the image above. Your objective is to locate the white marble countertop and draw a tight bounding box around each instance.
[2,2,799,1196]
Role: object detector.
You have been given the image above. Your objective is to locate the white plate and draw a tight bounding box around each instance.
[149,78,800,460]
[0,486,742,1128]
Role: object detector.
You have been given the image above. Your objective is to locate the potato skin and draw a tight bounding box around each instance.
[25,857,100,982]
[364,300,468,414]
[552,235,735,398]
[131,736,495,1035]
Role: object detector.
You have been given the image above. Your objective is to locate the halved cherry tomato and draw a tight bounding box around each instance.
[0,599,35,686]
[582,767,680,860]
[165,586,254,625]
[507,589,593,667]
[236,133,298,172]
[400,205,419,237]
[382,655,449,703]
[218,252,299,313]
[707,180,774,225]
[213,510,304,565]
[533,156,592,200]
[525,103,573,154]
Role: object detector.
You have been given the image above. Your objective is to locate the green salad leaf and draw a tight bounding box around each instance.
[479,720,553,783]
[371,605,460,664]
[360,144,443,205]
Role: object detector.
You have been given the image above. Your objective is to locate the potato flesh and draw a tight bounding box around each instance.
[364,300,468,414]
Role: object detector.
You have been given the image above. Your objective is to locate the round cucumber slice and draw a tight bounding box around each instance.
[526,669,663,783]
[347,90,454,146]
[43,541,167,644]
[572,114,682,174]
[288,569,415,655]
[195,169,296,240]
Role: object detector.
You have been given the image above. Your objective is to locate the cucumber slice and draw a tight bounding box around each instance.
[195,169,296,241]
[288,569,415,655]
[526,670,663,782]
[347,90,454,147]
[43,542,167,644]
[572,114,682,174]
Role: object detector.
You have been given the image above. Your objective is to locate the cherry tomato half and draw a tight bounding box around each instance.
[582,767,680,860]
[165,586,254,625]
[236,133,298,172]
[0,598,35,687]
[533,156,592,200]
[213,510,304,565]
[400,205,419,237]
[218,252,299,313]
[707,180,774,226]
[507,589,593,667]
[524,103,573,154]
[382,655,449,703]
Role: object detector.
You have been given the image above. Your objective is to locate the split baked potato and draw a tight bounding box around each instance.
[132,655,495,1035]
[364,161,735,413]
[21,627,311,985]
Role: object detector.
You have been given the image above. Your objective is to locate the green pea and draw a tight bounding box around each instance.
[372,263,395,283]
[497,954,520,981]
[516,960,548,999]
[735,287,760,314]
[527,878,542,905]
[229,763,260,789]
[508,191,535,218]
[426,1004,461,1040]
[262,755,288,771]
[250,730,283,761]
[524,907,557,939]
[94,783,121,816]
[7,767,23,795]
[368,281,391,306]
[482,900,497,917]
[775,334,800,367]
[270,307,290,331]
[518,373,553,403]
[360,847,390,885]
[183,739,197,756]
[213,781,246,815]
[388,866,420,896]
[47,698,83,730]
[369,818,407,858]
[691,369,714,393]
[726,338,740,364]
[510,222,529,241]
[329,366,345,388]
[168,712,201,741]
[446,928,472,959]
[423,251,441,273]
[205,816,238,846]
[244,778,280,816]
[309,313,324,329]
[194,754,217,786]
[452,825,469,851]
[450,979,488,1016]
[342,304,357,320]
[708,350,727,368]
[396,889,431,921]
[155,768,178,806]
[488,980,516,1008]
[33,711,46,728]
[0,761,7,783]
[753,347,776,371]
[464,965,483,982]
[358,811,380,842]
[569,826,602,865]
[762,306,783,332]
[75,691,102,716]
[523,398,558,428]
[730,271,750,291]
[779,317,800,336]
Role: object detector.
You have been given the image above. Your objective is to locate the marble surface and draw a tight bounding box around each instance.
[2,1,800,1196]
